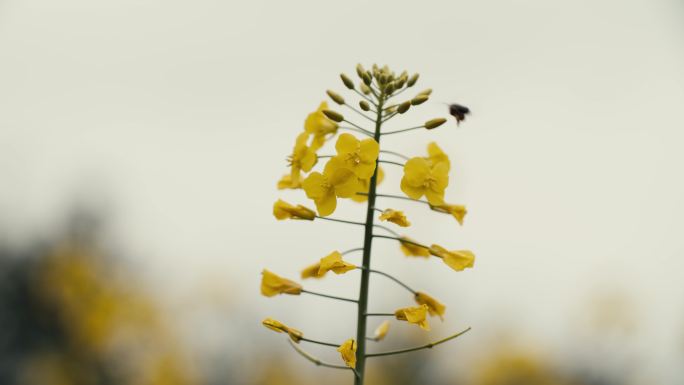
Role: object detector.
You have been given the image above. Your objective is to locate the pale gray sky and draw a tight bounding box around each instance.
[1,0,683,382]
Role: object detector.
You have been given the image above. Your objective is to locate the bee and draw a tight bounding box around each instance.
[448,104,470,125]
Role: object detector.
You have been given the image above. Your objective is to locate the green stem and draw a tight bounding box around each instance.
[354,87,385,385]
[299,336,342,348]
[287,339,356,373]
[381,125,424,136]
[365,327,472,358]
[363,267,417,294]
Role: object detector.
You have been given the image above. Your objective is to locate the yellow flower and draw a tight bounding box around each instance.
[260,270,303,297]
[273,199,316,220]
[305,101,339,151]
[414,291,446,320]
[351,166,384,203]
[337,339,357,368]
[318,251,357,276]
[395,304,430,331]
[288,132,317,185]
[373,321,390,341]
[276,174,301,190]
[262,318,304,342]
[378,209,411,227]
[334,133,380,179]
[428,244,475,271]
[431,203,467,225]
[302,157,362,216]
[426,142,450,171]
[399,236,430,257]
[400,157,449,206]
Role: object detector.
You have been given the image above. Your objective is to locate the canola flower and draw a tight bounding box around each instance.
[263,64,476,385]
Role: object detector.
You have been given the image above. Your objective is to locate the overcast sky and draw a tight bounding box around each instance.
[1,0,683,382]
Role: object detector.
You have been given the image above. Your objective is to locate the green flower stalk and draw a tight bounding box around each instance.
[263,64,475,385]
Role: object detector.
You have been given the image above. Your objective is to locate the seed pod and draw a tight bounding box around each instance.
[359,100,370,111]
[424,118,447,129]
[356,64,365,78]
[360,83,371,95]
[397,101,411,114]
[340,74,355,90]
[322,109,344,122]
[417,88,432,96]
[326,90,345,105]
[411,94,429,105]
[407,73,419,87]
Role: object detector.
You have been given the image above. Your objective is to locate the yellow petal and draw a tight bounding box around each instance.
[260,269,302,297]
[426,142,451,171]
[424,188,445,206]
[277,174,300,190]
[358,138,380,163]
[400,177,426,200]
[318,251,356,276]
[443,250,475,271]
[302,172,328,200]
[378,209,411,227]
[399,236,430,257]
[394,305,430,331]
[314,190,337,217]
[414,292,446,320]
[335,133,359,155]
[301,262,322,279]
[403,157,430,186]
[337,339,357,368]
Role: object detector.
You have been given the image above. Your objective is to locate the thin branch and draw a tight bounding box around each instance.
[339,126,373,138]
[365,313,395,317]
[365,327,472,358]
[342,247,364,256]
[344,103,376,123]
[353,88,377,106]
[361,267,417,294]
[287,339,355,373]
[381,125,424,136]
[343,119,373,135]
[316,216,366,226]
[378,159,405,168]
[302,289,358,303]
[381,112,398,123]
[379,150,410,161]
[300,336,342,348]
[371,234,430,252]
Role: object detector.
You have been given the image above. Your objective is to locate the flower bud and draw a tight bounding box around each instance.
[395,77,406,89]
[356,63,365,78]
[424,118,447,129]
[417,88,432,96]
[360,83,371,95]
[385,105,397,114]
[322,109,344,122]
[407,73,419,87]
[397,100,411,114]
[362,72,372,86]
[359,100,370,111]
[384,81,395,95]
[326,90,345,105]
[411,94,429,105]
[340,74,355,90]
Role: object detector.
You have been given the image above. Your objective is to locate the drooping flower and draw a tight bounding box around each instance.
[337,339,357,368]
[373,321,390,341]
[318,251,357,276]
[276,174,301,190]
[262,318,304,342]
[300,262,322,279]
[288,131,317,185]
[431,203,467,225]
[399,236,430,257]
[395,304,430,331]
[305,101,339,151]
[428,245,475,271]
[400,157,449,206]
[426,142,450,171]
[260,270,303,297]
[273,199,316,220]
[414,291,446,320]
[351,166,384,203]
[302,157,362,216]
[378,209,411,227]
[334,133,379,179]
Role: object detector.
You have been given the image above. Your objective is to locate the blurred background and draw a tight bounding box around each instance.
[1,0,684,384]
